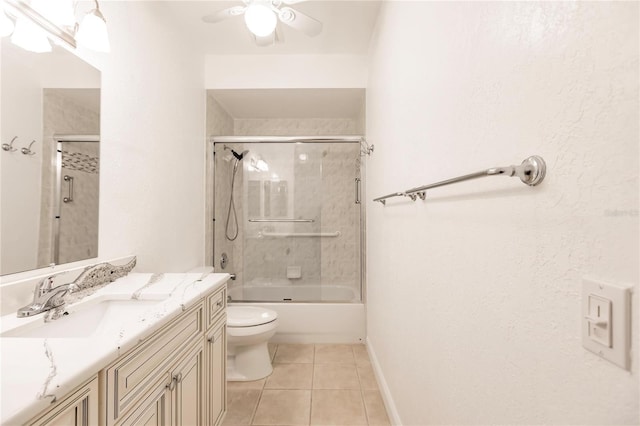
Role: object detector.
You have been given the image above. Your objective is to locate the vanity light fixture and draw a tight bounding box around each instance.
[75,0,109,53]
[244,2,277,37]
[0,0,110,53]
[11,15,51,52]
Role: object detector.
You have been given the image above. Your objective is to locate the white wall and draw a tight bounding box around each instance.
[205,54,367,89]
[97,2,206,272]
[366,2,639,425]
[0,41,43,274]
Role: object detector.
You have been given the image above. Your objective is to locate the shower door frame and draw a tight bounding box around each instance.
[210,136,367,303]
[52,134,100,265]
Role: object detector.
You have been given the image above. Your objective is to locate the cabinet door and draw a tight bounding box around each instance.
[171,341,205,426]
[206,317,227,426]
[117,379,171,426]
[28,377,98,426]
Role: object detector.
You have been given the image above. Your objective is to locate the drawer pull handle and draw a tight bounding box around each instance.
[216,300,223,307]
[167,372,182,391]
[208,336,215,343]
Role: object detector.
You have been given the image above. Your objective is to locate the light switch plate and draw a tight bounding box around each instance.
[582,277,632,370]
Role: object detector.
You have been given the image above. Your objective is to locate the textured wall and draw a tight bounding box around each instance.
[366,2,639,424]
[0,42,43,275]
[97,2,206,272]
[205,54,368,89]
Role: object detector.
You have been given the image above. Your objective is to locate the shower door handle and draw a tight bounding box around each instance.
[63,175,74,203]
[355,178,361,204]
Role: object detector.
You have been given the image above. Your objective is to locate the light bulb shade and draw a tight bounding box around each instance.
[76,9,110,52]
[244,4,277,37]
[11,17,51,52]
[0,10,14,37]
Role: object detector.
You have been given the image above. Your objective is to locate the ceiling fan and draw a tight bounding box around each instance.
[202,0,322,46]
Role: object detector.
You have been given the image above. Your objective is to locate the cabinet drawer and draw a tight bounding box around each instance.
[105,302,203,426]
[206,286,226,328]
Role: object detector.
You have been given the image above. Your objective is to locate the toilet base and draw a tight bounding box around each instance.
[227,341,273,381]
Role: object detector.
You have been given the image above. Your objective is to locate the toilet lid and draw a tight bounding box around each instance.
[227,306,278,327]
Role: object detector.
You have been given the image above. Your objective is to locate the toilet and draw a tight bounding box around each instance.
[226,306,279,381]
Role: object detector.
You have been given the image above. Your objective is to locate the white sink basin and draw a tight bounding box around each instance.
[1,299,161,339]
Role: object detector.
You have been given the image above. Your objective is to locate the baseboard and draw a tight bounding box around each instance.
[366,337,403,426]
[271,333,363,344]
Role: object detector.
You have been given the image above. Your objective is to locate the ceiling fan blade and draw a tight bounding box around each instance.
[277,7,322,37]
[202,6,246,23]
[281,0,308,4]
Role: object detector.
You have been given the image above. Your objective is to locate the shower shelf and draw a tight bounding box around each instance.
[258,231,341,238]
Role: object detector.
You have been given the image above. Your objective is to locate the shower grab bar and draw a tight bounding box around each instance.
[63,175,74,203]
[258,231,341,238]
[249,219,315,223]
[373,155,546,205]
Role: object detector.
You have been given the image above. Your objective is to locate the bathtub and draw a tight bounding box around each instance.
[228,282,358,303]
[227,282,365,344]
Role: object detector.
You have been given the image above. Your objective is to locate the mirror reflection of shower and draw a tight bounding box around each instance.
[224,145,249,241]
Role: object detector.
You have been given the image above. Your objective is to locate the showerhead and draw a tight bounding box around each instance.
[232,149,250,161]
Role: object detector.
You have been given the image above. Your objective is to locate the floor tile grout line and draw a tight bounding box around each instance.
[249,344,274,426]
[354,345,372,426]
[309,344,315,426]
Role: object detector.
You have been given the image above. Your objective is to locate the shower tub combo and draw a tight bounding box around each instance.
[212,137,366,343]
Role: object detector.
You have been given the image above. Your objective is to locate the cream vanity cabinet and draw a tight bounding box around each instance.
[25,285,227,426]
[27,377,99,426]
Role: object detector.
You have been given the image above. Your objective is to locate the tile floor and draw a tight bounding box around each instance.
[223,344,391,426]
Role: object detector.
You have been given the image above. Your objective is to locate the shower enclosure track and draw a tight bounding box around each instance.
[249,219,314,223]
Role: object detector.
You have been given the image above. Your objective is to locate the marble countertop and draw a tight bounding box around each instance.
[0,271,229,425]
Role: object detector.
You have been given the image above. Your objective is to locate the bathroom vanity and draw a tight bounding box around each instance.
[0,271,229,426]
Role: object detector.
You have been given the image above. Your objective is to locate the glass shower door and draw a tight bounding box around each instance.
[54,140,100,265]
[214,141,362,303]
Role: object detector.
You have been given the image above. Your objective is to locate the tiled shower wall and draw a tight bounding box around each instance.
[37,89,100,267]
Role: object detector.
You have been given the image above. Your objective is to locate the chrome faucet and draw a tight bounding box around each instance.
[16,277,77,318]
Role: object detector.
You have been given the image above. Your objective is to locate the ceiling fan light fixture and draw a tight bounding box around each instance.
[244,3,277,37]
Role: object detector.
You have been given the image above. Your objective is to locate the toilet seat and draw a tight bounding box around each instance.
[227,306,277,327]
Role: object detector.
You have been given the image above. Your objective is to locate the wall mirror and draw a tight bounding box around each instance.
[1,37,101,276]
